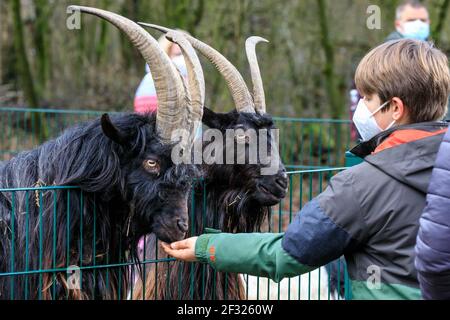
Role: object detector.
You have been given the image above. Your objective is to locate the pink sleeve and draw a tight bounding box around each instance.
[134,95,158,114]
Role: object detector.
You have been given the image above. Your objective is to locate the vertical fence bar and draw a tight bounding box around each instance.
[38,191,43,300]
[10,191,16,300]
[201,180,206,300]
[79,191,83,296]
[52,190,57,299]
[142,234,146,300]
[189,185,196,300]
[277,200,282,300]
[66,190,70,300]
[93,194,97,299]
[24,191,29,300]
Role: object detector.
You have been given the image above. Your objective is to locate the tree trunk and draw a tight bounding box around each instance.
[432,0,450,46]
[95,0,111,65]
[0,1,4,84]
[11,0,48,141]
[11,0,38,107]
[34,0,52,94]
[317,0,342,118]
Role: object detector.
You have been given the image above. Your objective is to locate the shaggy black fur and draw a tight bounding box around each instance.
[0,112,198,300]
[135,108,288,300]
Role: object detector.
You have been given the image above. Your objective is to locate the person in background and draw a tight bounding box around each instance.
[415,128,450,300]
[384,0,450,121]
[133,33,188,114]
[349,85,361,142]
[386,0,430,42]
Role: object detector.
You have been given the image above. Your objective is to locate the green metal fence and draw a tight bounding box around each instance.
[0,168,351,300]
[0,107,353,169]
[0,107,353,300]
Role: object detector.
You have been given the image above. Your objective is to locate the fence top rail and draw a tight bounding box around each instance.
[0,185,80,192]
[287,167,348,175]
[0,170,347,192]
[273,117,352,124]
[0,106,108,116]
[0,107,352,123]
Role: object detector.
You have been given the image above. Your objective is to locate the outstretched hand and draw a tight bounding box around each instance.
[161,237,198,262]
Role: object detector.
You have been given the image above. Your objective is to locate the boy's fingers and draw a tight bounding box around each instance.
[160,237,198,262]
[170,239,190,250]
[163,246,188,260]
[160,241,185,258]
[161,243,178,257]
[160,242,171,251]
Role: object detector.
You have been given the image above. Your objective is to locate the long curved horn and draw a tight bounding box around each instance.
[67,6,186,144]
[245,36,269,113]
[166,30,205,147]
[139,22,255,113]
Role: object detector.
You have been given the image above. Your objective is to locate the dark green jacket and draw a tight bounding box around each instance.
[195,122,449,300]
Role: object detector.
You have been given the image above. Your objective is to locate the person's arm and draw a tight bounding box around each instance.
[163,169,367,282]
[194,231,314,282]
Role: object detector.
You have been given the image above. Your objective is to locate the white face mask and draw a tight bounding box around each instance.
[353,98,395,141]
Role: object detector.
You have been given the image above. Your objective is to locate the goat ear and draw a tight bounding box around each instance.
[202,107,238,130]
[101,113,127,145]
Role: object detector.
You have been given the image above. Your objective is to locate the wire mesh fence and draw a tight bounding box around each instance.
[0,168,351,300]
[0,107,353,300]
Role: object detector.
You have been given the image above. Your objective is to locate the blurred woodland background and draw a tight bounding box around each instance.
[1,0,449,118]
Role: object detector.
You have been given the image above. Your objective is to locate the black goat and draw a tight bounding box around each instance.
[133,30,288,300]
[0,6,206,300]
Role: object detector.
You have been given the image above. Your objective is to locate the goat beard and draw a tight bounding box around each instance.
[132,182,271,300]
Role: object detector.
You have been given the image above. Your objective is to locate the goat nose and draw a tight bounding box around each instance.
[177,219,188,233]
[276,169,288,189]
[275,176,288,189]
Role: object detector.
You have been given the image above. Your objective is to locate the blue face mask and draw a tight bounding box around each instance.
[401,19,430,41]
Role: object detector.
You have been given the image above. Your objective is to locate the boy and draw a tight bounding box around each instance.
[162,39,450,300]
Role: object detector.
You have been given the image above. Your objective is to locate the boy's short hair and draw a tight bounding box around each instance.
[355,39,450,123]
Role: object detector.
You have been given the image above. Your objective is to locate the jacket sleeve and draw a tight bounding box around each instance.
[195,232,314,283]
[282,169,367,267]
[415,129,450,300]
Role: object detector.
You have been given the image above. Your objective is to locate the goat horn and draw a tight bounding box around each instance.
[166,31,205,148]
[245,36,269,113]
[68,6,186,144]
[139,22,255,114]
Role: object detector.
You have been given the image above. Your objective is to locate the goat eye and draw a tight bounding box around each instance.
[143,159,160,174]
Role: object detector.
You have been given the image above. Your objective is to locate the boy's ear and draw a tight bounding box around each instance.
[101,113,127,145]
[391,97,407,122]
[202,107,238,130]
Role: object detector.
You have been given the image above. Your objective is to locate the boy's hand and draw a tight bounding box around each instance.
[161,237,198,262]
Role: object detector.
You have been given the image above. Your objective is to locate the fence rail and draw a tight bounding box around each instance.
[0,168,351,300]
